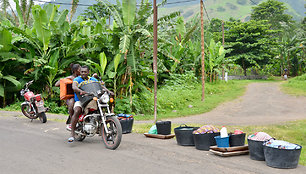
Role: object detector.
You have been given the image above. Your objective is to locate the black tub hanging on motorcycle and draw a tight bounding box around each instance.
[73,81,122,150]
[20,80,48,123]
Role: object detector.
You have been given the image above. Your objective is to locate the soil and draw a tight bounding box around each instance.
[168,82,306,125]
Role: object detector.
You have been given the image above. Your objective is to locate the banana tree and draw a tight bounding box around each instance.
[0,27,24,106]
[98,0,152,104]
[13,0,34,28]
[207,39,227,82]
[8,4,79,97]
[156,15,199,74]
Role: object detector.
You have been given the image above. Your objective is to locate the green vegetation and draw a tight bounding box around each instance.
[133,119,306,165]
[0,100,68,114]
[0,0,305,116]
[281,74,306,96]
[134,78,249,120]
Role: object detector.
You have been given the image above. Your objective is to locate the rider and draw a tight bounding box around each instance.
[55,63,81,125]
[68,65,98,142]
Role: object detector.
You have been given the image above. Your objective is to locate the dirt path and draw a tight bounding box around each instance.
[168,82,306,125]
[1,82,305,126]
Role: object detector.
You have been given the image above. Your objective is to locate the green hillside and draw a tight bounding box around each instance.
[49,0,304,22]
[159,0,304,21]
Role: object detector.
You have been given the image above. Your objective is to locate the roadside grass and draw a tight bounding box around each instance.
[134,80,260,121]
[132,119,306,166]
[0,101,22,111]
[281,74,306,96]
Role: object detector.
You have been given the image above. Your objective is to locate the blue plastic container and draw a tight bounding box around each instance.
[214,136,229,148]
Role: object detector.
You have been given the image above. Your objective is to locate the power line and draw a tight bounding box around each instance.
[33,0,92,6]
[203,1,210,22]
[166,0,198,5]
[249,0,258,5]
[33,0,199,7]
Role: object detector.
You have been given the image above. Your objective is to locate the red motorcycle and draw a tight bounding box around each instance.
[69,82,122,149]
[20,80,48,123]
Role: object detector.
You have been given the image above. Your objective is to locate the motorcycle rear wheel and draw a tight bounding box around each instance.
[21,103,35,119]
[38,112,47,123]
[101,116,122,150]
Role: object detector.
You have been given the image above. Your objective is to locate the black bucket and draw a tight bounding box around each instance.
[119,118,134,134]
[193,133,211,150]
[248,139,265,161]
[263,145,302,169]
[156,121,171,135]
[210,132,220,146]
[229,133,246,147]
[174,124,199,146]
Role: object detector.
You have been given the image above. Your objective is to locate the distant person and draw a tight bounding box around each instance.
[283,69,288,80]
[55,63,81,125]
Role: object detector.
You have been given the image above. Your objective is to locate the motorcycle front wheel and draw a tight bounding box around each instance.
[38,112,47,123]
[101,116,122,150]
[21,103,35,119]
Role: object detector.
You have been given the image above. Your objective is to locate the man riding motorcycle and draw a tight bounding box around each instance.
[68,65,99,143]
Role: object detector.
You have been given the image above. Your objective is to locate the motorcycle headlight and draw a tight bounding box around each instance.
[100,93,109,103]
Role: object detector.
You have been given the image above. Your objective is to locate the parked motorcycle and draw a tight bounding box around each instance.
[69,81,122,150]
[20,80,48,123]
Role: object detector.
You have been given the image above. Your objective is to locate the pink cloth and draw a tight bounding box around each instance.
[248,132,272,141]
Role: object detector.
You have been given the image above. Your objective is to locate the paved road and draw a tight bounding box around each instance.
[1,82,306,173]
[0,115,305,174]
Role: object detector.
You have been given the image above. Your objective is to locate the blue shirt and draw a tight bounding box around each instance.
[73,76,98,101]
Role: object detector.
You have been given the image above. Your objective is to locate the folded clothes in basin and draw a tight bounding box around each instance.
[264,140,301,150]
[193,125,219,134]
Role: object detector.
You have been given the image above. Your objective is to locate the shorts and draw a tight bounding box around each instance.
[74,101,83,110]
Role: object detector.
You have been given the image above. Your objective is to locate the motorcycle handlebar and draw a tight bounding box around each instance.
[26,80,34,87]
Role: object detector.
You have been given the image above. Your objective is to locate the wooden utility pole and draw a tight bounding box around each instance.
[153,0,158,123]
[222,21,225,80]
[200,0,205,101]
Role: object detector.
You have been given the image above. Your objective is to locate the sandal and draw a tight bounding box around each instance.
[68,137,74,143]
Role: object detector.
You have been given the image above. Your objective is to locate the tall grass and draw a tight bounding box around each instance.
[281,74,306,96]
[134,78,250,120]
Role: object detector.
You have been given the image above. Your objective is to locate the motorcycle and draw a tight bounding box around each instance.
[20,80,48,123]
[68,81,122,150]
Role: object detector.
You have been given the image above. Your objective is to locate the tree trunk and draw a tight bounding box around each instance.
[200,0,205,101]
[3,81,6,108]
[153,0,158,123]
[242,59,247,76]
[209,72,212,82]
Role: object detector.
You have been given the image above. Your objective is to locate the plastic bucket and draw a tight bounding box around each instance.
[263,145,302,169]
[210,132,220,146]
[119,118,134,134]
[214,136,229,148]
[229,133,246,147]
[174,125,199,146]
[156,121,171,135]
[193,133,211,150]
[248,139,265,161]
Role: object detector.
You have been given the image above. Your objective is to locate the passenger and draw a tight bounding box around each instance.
[55,63,81,125]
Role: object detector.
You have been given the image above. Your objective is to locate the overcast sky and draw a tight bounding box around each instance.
[7,0,50,10]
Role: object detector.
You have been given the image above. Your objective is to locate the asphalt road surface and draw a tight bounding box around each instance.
[0,115,305,174]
